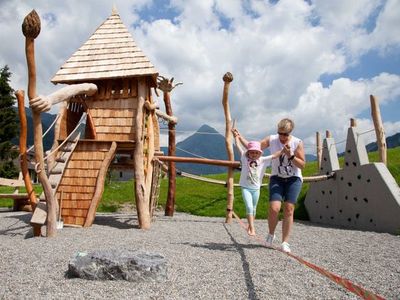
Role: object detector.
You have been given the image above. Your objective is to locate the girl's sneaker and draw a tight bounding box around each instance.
[266,234,275,247]
[281,242,291,253]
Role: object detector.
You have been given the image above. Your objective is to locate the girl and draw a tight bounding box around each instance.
[237,141,281,236]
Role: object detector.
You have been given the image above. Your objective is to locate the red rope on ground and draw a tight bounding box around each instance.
[232,211,385,300]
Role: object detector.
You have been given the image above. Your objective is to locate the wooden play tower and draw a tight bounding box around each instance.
[30,7,161,230]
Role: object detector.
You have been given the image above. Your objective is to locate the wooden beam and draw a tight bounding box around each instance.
[156,155,240,168]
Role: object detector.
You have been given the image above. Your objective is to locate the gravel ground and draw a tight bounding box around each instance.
[0,210,399,300]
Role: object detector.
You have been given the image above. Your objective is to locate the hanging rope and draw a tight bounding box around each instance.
[26,113,60,153]
[34,113,87,173]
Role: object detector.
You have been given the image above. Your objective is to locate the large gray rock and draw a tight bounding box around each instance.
[67,250,167,282]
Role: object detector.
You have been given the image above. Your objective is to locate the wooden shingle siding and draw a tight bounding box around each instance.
[56,141,114,226]
[51,11,157,84]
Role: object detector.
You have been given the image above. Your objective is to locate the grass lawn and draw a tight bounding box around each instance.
[1,147,399,221]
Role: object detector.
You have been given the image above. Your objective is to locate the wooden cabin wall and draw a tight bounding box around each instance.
[85,78,138,141]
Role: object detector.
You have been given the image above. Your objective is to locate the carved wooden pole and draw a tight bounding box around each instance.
[222,72,234,223]
[22,10,57,237]
[157,76,181,217]
[163,84,176,216]
[316,131,322,171]
[15,90,38,211]
[134,78,151,229]
[370,95,387,165]
[325,130,331,138]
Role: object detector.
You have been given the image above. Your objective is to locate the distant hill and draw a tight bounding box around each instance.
[366,132,400,152]
[162,124,240,175]
[12,107,56,151]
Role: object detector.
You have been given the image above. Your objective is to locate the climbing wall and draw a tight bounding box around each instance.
[56,140,116,226]
[305,126,400,234]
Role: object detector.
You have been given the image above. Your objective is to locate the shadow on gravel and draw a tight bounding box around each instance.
[94,214,139,229]
[223,223,259,300]
[182,224,263,300]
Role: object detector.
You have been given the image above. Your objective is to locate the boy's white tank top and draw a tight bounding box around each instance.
[269,134,303,180]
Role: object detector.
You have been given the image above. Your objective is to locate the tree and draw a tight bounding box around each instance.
[0,65,19,178]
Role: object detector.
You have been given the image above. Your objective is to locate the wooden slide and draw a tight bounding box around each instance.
[31,140,117,228]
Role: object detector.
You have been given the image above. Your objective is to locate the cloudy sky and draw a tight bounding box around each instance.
[1,0,399,154]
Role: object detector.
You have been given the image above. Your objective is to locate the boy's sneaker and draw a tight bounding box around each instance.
[265,234,275,247]
[281,242,291,253]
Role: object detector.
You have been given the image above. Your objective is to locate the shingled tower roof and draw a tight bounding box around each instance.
[51,7,158,84]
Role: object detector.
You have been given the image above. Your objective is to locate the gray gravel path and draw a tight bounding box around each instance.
[0,210,399,299]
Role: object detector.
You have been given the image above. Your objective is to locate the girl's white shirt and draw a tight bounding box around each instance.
[269,134,303,180]
[239,153,273,189]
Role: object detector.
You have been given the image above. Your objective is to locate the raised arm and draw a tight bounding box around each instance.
[232,128,249,149]
[233,131,245,156]
[29,83,97,113]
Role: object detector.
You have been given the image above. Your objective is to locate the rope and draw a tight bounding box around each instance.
[231,211,385,300]
[176,146,208,159]
[43,113,87,162]
[26,113,60,153]
[33,113,87,172]
[161,161,333,185]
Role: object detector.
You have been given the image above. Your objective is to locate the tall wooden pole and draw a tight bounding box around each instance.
[22,10,57,237]
[163,85,176,216]
[370,95,387,165]
[15,90,37,211]
[221,72,234,223]
[316,131,322,171]
[157,76,180,217]
[326,130,331,138]
[134,78,151,229]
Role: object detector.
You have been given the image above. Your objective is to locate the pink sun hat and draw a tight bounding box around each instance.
[247,141,262,153]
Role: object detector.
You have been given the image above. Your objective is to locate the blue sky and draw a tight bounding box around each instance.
[0,0,399,153]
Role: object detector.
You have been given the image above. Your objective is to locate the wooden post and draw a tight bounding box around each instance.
[134,78,151,229]
[163,82,176,216]
[22,10,57,237]
[156,76,181,217]
[15,90,39,235]
[316,131,322,171]
[156,156,240,168]
[221,72,234,223]
[326,130,331,138]
[370,95,387,165]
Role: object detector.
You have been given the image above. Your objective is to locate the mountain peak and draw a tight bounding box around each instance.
[196,124,219,134]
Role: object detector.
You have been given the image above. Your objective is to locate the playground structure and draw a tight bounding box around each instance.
[305,118,400,234]
[18,7,171,236]
[15,7,400,237]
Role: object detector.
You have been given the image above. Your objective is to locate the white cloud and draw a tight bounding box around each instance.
[291,73,400,152]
